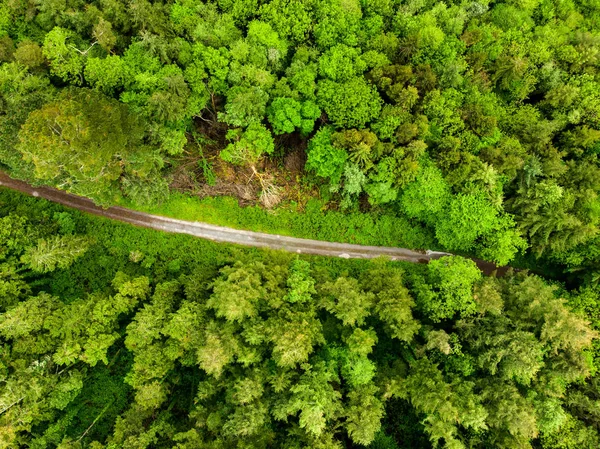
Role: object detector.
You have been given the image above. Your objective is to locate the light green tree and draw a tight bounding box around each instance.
[21,235,91,273]
[17,88,148,202]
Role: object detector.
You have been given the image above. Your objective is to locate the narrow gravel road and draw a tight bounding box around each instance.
[0,172,509,275]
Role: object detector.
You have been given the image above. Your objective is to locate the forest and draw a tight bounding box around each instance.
[1,0,600,270]
[1,189,599,449]
[2,0,600,447]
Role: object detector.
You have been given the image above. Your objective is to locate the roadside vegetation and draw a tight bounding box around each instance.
[125,193,438,250]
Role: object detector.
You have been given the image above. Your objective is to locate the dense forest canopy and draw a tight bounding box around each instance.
[1,0,600,271]
[1,189,600,449]
[3,0,600,447]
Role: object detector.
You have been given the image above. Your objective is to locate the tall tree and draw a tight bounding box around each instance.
[17,88,150,202]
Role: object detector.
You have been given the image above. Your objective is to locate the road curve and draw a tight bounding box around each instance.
[0,172,509,275]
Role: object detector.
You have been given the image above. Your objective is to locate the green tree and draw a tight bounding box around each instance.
[318,44,367,82]
[400,163,450,226]
[42,27,86,84]
[332,128,379,171]
[219,85,269,127]
[306,126,348,184]
[84,55,126,95]
[267,97,320,135]
[319,277,375,327]
[435,191,501,252]
[21,235,91,273]
[317,77,382,128]
[220,122,275,167]
[413,256,482,322]
[14,40,45,69]
[17,88,148,202]
[0,63,56,177]
[361,263,420,342]
[259,0,313,43]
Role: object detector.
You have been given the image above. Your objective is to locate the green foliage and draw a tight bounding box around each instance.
[85,55,126,94]
[363,263,420,342]
[219,86,269,128]
[0,190,599,449]
[400,163,450,225]
[0,63,56,177]
[21,235,91,273]
[220,122,275,166]
[317,77,382,128]
[3,4,600,448]
[14,40,45,69]
[320,277,375,326]
[413,256,482,322]
[390,272,598,449]
[319,44,367,82]
[3,0,600,271]
[285,259,316,303]
[306,126,348,183]
[17,88,150,203]
[332,128,379,170]
[42,27,85,84]
[267,97,321,135]
[401,165,526,264]
[434,191,500,251]
[342,163,367,205]
[259,0,313,43]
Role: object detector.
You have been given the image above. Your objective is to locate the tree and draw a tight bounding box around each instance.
[245,20,289,70]
[267,97,320,135]
[276,361,343,436]
[413,256,482,322]
[93,17,118,52]
[42,27,86,83]
[0,63,56,177]
[267,304,324,368]
[400,163,450,226]
[21,235,91,273]
[312,0,363,49]
[332,128,378,171]
[394,358,487,449]
[345,384,385,444]
[84,55,126,94]
[207,262,265,323]
[17,88,148,202]
[508,175,599,257]
[363,265,420,342]
[286,47,319,100]
[434,191,501,252]
[14,40,45,69]
[319,277,375,327]
[318,44,367,82]
[306,126,348,184]
[317,77,382,128]
[219,85,269,127]
[0,214,35,310]
[220,122,275,167]
[0,35,14,62]
[259,0,313,44]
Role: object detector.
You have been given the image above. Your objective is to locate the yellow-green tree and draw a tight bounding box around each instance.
[17,88,148,202]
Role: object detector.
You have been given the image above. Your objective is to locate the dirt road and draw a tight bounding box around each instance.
[0,172,509,275]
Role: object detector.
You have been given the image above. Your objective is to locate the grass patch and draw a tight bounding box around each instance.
[119,192,439,250]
